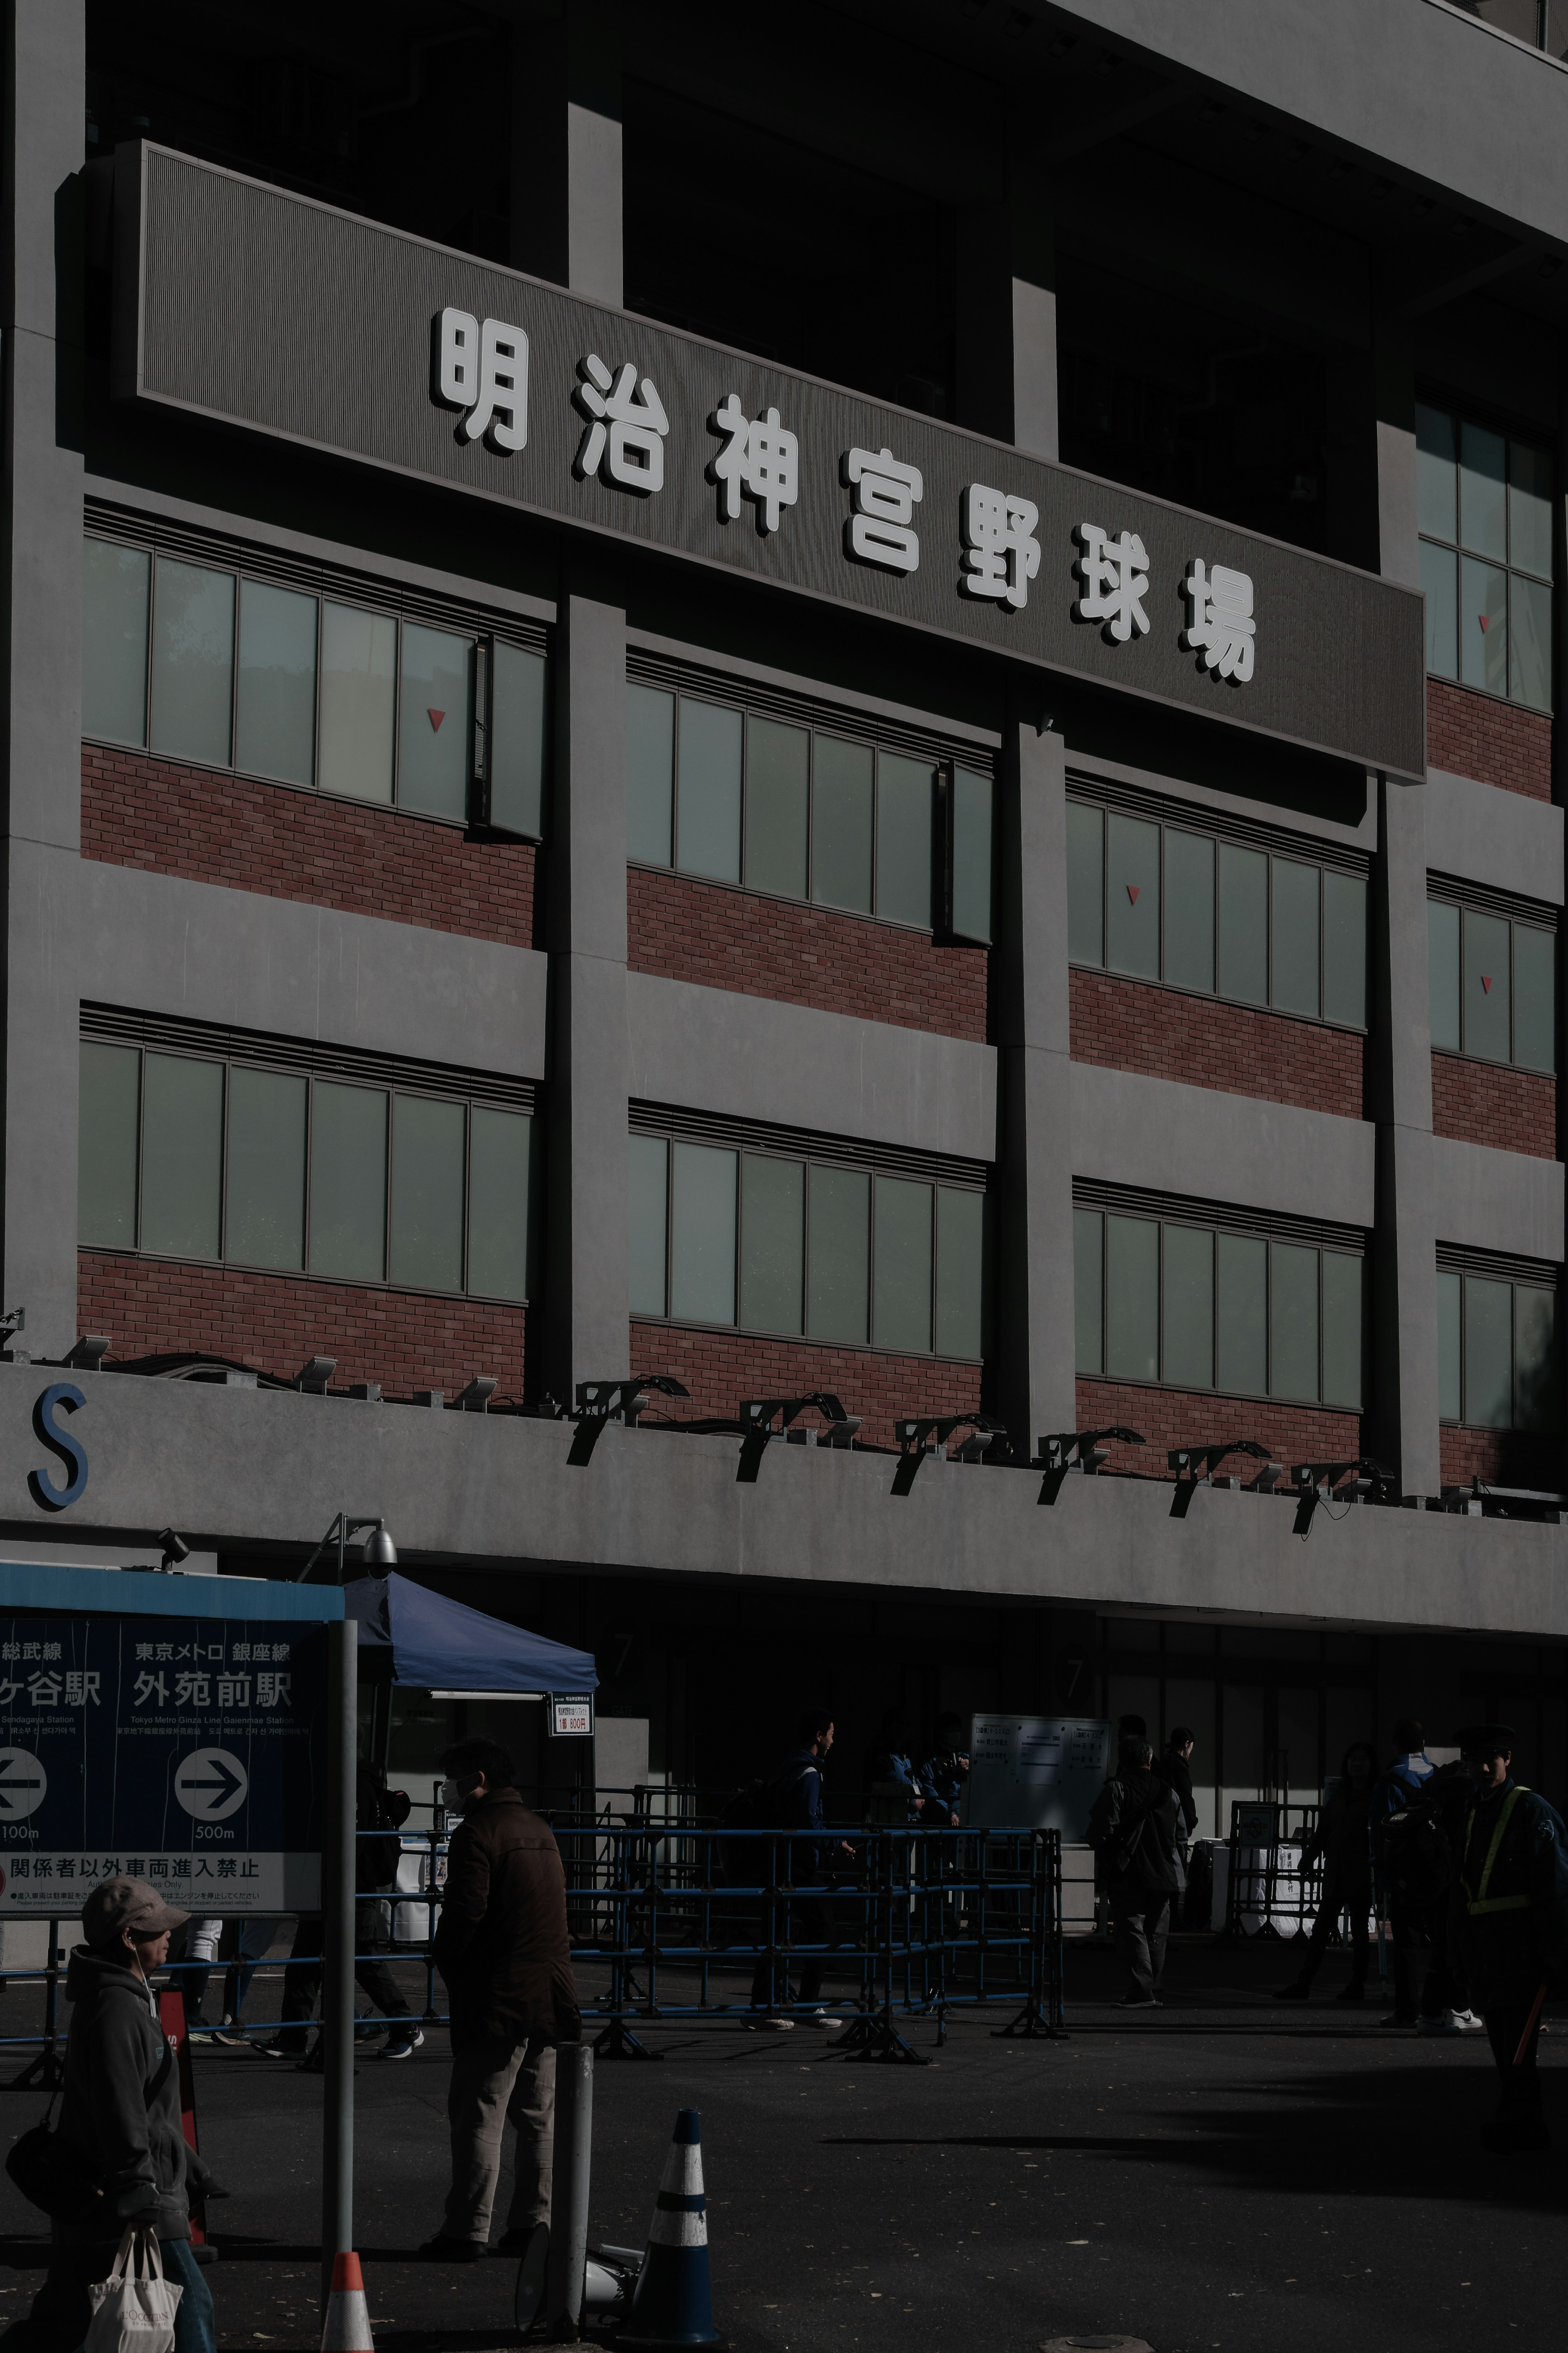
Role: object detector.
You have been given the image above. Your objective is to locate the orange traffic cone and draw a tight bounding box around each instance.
[621,2109,724,2349]
[320,2252,374,2353]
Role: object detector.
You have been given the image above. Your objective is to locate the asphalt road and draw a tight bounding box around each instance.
[1,1938,1563,2353]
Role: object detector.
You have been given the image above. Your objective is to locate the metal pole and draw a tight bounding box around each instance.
[320,1616,358,2312]
[545,2043,594,2338]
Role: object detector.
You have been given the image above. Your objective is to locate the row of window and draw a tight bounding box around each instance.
[1417,404,1553,711]
[626,682,995,942]
[1073,1206,1366,1410]
[1427,897,1556,1071]
[1437,1270,1557,1433]
[628,1132,988,1360]
[78,1042,539,1301]
[82,537,548,835]
[1067,802,1368,1029]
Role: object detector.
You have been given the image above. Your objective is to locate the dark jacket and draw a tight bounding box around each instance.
[1154,1751,1197,1838]
[1087,1769,1181,1904]
[55,1946,209,2244]
[1452,1777,1568,2011]
[1302,1779,1374,1893]
[770,1747,831,1873]
[433,1787,580,2052]
[919,1749,968,1825]
[1371,1752,1434,1877]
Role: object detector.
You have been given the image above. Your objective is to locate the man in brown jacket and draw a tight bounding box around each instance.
[419,1739,581,2260]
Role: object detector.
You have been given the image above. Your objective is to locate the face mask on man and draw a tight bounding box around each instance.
[440,1772,481,1812]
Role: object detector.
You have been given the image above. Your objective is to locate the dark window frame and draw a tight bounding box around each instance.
[1415,395,1555,714]
[1426,884,1559,1073]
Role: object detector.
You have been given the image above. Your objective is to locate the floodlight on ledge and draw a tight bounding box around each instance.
[296,1355,336,1393]
[736,1393,862,1481]
[1167,1438,1276,1520]
[1287,1456,1398,1536]
[567,1374,691,1465]
[454,1376,498,1412]
[64,1334,111,1372]
[891,1413,1006,1494]
[1036,1425,1145,1506]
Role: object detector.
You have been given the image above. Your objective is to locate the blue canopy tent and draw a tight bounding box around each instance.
[344,1570,597,1696]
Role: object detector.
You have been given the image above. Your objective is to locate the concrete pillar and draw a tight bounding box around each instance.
[539,574,630,1404]
[991,704,1075,1459]
[510,0,622,306]
[954,127,1056,460]
[1,2,85,1355]
[1367,776,1439,1495]
[1372,320,1420,591]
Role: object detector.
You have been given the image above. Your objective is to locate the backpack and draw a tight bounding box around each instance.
[358,1778,411,1886]
[6,2082,112,2224]
[1382,1799,1452,1909]
[718,1763,814,1883]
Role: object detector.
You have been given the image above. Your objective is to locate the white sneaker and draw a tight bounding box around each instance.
[1452,2008,1486,2033]
[801,2009,834,2028]
[745,2014,795,2031]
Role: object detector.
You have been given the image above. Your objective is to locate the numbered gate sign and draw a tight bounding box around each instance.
[0,1614,326,1914]
[550,1694,593,1739]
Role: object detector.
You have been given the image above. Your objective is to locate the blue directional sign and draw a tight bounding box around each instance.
[0,1614,326,1916]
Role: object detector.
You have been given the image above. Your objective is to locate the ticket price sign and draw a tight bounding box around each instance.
[0,1614,326,1914]
[967,1715,1111,1840]
[550,1694,593,1739]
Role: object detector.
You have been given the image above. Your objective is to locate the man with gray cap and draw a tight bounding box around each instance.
[4,1877,223,2353]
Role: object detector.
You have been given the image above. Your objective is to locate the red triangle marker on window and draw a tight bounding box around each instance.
[427,708,445,732]
[1481,975,1493,993]
[1478,615,1488,633]
[1127,884,1140,904]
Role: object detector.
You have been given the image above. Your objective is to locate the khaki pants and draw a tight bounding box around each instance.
[443,2032,557,2244]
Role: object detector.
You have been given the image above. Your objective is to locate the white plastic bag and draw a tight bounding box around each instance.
[85,2226,183,2353]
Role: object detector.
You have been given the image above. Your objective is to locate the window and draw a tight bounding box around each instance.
[81,534,548,834]
[1067,799,1368,1028]
[1073,1198,1366,1407]
[625,677,994,941]
[1437,1258,1559,1433]
[77,1033,539,1301]
[1427,891,1556,1071]
[1416,403,1553,711]
[628,1124,989,1359]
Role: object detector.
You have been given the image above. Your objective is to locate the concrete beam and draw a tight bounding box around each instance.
[1069,1064,1376,1228]
[76,864,549,1079]
[1424,767,1564,905]
[2,1365,1566,1641]
[624,972,996,1162]
[1430,1134,1565,1262]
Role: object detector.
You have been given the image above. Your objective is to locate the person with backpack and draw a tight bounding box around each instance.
[1371,1716,1439,2026]
[1087,1734,1181,2007]
[1450,1722,1568,2152]
[252,1762,416,2061]
[1275,1740,1376,2002]
[1,1876,224,2353]
[919,1713,970,1828]
[748,1707,853,2027]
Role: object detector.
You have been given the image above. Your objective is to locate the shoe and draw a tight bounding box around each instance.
[1274,1982,1311,2002]
[1452,2008,1486,2033]
[1417,2011,1463,2037]
[800,2010,835,2029]
[746,2016,795,2032]
[1117,1994,1159,2008]
[377,2028,426,2059]
[253,2036,308,2060]
[494,2228,539,2257]
[418,2235,488,2263]
[1333,1984,1366,2004]
[1379,2012,1418,2028]
[211,2018,249,2047]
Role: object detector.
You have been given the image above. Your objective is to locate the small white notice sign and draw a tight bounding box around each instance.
[550,1694,594,1739]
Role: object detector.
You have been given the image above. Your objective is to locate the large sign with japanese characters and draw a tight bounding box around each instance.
[0,1613,325,1916]
[113,143,1425,780]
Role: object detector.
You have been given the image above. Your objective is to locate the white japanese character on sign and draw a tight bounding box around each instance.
[708,395,799,535]
[1074,523,1150,643]
[572,355,669,495]
[1183,558,1256,682]
[435,307,528,453]
[960,485,1041,611]
[843,447,923,573]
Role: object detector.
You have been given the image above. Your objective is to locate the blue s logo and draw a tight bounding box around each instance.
[29,1383,88,1512]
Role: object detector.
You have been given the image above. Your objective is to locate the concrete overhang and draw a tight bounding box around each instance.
[3,1366,1564,1644]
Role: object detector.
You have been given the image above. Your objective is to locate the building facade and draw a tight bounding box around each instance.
[4,0,1568,1831]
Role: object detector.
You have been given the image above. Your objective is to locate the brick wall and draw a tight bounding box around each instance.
[630,1318,984,1450]
[1074,1377,1362,1479]
[1440,1423,1564,1492]
[627,866,989,1042]
[80,1251,528,1397]
[1069,969,1365,1118]
[82,745,539,947]
[1430,1052,1557,1160]
[1427,678,1552,802]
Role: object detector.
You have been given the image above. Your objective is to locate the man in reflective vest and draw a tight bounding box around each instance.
[1452,1722,1568,2152]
